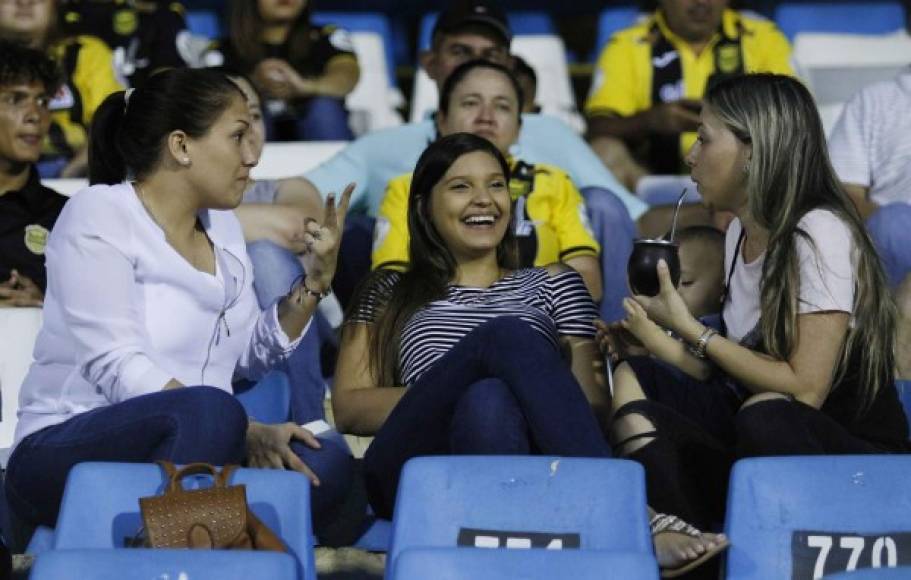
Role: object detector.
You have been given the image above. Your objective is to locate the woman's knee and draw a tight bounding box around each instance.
[735,394,795,456]
[450,378,530,454]
[170,387,248,451]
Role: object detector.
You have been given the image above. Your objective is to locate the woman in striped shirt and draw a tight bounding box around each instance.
[332,132,727,576]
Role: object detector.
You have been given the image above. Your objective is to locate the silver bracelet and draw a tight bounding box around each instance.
[689,326,718,359]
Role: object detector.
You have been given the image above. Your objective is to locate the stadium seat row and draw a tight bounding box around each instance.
[23,452,911,579]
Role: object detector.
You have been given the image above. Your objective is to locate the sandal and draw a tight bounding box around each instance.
[650,512,729,579]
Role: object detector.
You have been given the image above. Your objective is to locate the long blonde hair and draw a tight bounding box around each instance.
[707,74,896,412]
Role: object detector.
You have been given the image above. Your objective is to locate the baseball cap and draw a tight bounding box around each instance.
[432,0,512,45]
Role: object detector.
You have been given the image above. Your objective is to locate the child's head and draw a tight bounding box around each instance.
[512,55,539,114]
[676,226,725,319]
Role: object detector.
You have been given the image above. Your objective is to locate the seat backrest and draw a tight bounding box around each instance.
[30,548,298,580]
[186,9,221,39]
[592,5,644,62]
[391,547,660,580]
[311,11,396,85]
[0,308,43,464]
[896,380,911,427]
[511,35,585,133]
[388,456,651,571]
[343,31,405,135]
[725,455,911,579]
[54,462,315,579]
[791,32,911,134]
[251,141,346,180]
[774,1,906,41]
[635,175,699,207]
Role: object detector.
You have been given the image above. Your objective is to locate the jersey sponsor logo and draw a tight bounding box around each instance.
[658,80,684,103]
[373,215,391,252]
[717,44,741,74]
[24,224,50,255]
[113,9,138,36]
[652,50,679,69]
[328,28,355,52]
[49,84,75,111]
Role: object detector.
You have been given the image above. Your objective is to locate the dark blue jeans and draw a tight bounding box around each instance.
[363,317,612,519]
[5,387,247,528]
[6,385,353,536]
[867,202,911,289]
[580,186,637,323]
[265,96,354,142]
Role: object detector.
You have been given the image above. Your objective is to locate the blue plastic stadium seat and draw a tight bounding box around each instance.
[725,455,911,579]
[311,11,396,85]
[391,547,660,580]
[774,1,906,41]
[234,369,292,424]
[388,456,651,571]
[186,9,221,39]
[592,4,643,62]
[53,462,316,580]
[30,548,298,580]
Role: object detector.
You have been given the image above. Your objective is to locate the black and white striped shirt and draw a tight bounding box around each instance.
[351,268,598,386]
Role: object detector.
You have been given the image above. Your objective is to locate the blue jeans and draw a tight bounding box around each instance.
[867,202,911,289]
[245,240,332,424]
[265,96,353,142]
[363,317,612,519]
[580,186,636,323]
[5,387,248,528]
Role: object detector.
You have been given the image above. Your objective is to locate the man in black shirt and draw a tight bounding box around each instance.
[0,40,68,307]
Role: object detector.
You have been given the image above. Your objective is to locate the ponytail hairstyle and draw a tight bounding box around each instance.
[705,73,897,413]
[88,68,243,185]
[363,133,519,386]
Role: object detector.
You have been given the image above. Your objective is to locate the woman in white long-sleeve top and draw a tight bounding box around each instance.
[5,68,354,530]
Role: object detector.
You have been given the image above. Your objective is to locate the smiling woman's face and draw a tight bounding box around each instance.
[429,150,510,264]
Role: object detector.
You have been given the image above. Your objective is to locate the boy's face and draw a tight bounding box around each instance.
[678,239,725,319]
[0,81,51,167]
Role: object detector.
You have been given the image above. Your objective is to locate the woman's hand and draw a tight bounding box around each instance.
[618,298,665,346]
[594,318,647,361]
[298,183,354,294]
[246,421,322,486]
[0,270,43,307]
[252,59,298,100]
[633,259,699,336]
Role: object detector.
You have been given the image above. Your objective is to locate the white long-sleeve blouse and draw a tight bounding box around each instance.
[14,182,308,445]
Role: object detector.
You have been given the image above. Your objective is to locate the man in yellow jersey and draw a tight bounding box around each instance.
[585,0,792,191]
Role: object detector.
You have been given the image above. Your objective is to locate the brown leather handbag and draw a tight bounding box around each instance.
[138,461,286,552]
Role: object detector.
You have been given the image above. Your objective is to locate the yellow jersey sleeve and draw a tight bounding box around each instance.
[541,166,600,261]
[71,35,123,126]
[585,26,649,118]
[371,173,412,271]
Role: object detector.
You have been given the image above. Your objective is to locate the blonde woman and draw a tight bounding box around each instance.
[602,74,910,532]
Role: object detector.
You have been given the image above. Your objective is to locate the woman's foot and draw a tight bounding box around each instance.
[650,512,729,578]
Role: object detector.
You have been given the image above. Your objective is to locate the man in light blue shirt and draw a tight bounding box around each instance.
[287,0,646,320]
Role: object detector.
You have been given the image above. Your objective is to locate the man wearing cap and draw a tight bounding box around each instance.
[287,0,643,321]
[0,41,67,307]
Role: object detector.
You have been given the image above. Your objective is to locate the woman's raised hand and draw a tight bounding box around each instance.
[633,259,695,334]
[299,183,354,293]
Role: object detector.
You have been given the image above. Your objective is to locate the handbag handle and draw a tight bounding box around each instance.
[157,461,238,492]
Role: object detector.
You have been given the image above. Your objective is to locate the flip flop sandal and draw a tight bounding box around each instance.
[651,512,730,579]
